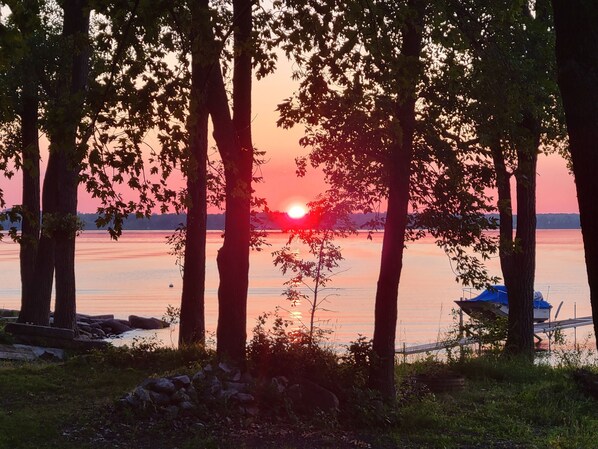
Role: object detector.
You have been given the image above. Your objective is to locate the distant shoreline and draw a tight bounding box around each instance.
[1,212,581,232]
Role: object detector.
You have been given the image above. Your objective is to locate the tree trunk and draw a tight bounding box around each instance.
[503,124,538,358]
[213,0,253,365]
[370,1,423,399]
[552,0,598,346]
[178,0,210,346]
[30,154,59,326]
[52,0,90,330]
[53,145,79,330]
[18,66,41,324]
[489,141,514,285]
[490,129,538,360]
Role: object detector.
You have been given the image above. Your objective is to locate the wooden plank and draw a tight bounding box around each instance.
[396,337,480,355]
[5,322,75,340]
[0,344,36,361]
[534,316,593,334]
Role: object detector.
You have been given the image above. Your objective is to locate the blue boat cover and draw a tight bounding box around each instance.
[469,285,552,310]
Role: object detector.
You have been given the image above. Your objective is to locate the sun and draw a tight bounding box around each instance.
[287,204,308,219]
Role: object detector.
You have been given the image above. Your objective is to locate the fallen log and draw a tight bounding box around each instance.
[5,322,75,340]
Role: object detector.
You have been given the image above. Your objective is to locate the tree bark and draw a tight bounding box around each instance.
[490,125,539,360]
[503,119,539,359]
[552,0,598,346]
[370,1,424,399]
[12,1,49,326]
[18,64,41,324]
[52,0,90,330]
[178,0,210,346]
[213,0,253,365]
[490,141,514,282]
[30,155,59,326]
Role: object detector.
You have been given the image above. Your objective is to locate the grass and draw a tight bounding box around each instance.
[0,347,597,449]
[392,357,598,448]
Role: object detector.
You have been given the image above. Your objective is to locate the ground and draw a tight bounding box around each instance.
[1,346,598,449]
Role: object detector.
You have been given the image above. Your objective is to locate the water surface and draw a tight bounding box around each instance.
[0,229,592,348]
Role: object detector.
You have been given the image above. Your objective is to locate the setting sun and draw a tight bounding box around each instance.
[287,204,308,219]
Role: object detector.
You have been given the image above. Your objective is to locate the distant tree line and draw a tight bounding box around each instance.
[1,212,582,232]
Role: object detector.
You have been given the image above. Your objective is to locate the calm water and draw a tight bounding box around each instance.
[0,230,593,348]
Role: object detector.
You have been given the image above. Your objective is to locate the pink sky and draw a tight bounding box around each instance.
[0,60,579,214]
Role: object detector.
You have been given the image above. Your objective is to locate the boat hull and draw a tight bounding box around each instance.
[455,300,551,323]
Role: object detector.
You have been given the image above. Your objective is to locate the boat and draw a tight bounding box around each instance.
[455,285,553,323]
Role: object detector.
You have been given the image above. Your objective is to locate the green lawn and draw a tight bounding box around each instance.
[0,349,597,449]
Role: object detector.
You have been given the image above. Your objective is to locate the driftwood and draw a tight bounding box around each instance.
[4,322,109,350]
[5,322,75,340]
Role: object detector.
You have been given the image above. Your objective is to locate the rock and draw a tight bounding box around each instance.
[133,386,151,404]
[232,392,255,404]
[287,380,339,413]
[271,376,288,393]
[148,378,176,394]
[171,375,191,388]
[231,370,242,382]
[77,322,93,333]
[164,405,179,420]
[193,370,206,382]
[149,391,171,406]
[239,406,260,417]
[185,386,198,402]
[101,319,132,335]
[220,389,236,400]
[128,315,169,330]
[225,382,248,393]
[171,389,191,404]
[122,394,139,408]
[12,344,66,361]
[203,364,213,373]
[180,401,195,411]
[77,330,92,340]
[209,377,222,395]
[218,362,235,375]
[91,328,106,338]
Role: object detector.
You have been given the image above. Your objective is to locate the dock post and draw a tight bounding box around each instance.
[574,302,577,350]
[403,342,406,364]
[459,308,465,361]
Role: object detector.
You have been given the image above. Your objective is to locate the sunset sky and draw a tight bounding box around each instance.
[0,57,579,215]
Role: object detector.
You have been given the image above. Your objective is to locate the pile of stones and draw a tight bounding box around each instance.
[71,314,169,339]
[120,361,340,420]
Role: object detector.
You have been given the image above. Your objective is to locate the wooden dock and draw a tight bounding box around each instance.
[395,316,594,356]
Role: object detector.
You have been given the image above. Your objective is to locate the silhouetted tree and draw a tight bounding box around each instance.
[443,0,565,358]
[278,0,497,398]
[552,0,598,347]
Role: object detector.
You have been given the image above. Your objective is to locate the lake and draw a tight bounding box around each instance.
[0,229,593,349]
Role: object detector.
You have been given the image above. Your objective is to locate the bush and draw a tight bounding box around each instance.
[246,311,339,390]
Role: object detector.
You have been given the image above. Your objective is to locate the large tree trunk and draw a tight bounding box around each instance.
[504,123,539,358]
[30,155,59,326]
[552,0,598,346]
[53,144,80,330]
[18,64,41,324]
[489,141,515,286]
[490,126,539,360]
[178,0,210,346]
[369,1,423,399]
[214,0,253,365]
[52,0,90,330]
